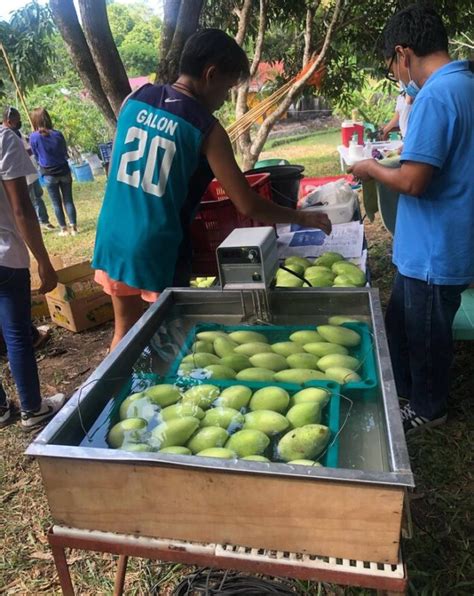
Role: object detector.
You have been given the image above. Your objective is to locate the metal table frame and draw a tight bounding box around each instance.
[48,526,407,595]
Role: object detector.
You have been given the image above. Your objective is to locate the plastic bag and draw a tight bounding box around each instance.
[300,179,356,209]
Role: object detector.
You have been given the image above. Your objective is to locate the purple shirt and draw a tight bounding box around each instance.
[30,129,68,169]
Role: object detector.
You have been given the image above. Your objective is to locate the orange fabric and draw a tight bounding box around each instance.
[94,270,160,303]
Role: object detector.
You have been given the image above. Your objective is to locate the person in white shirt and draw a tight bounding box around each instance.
[0,125,65,430]
[2,107,55,231]
[381,91,413,139]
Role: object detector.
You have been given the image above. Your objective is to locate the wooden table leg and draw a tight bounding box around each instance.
[114,555,128,596]
[50,543,75,596]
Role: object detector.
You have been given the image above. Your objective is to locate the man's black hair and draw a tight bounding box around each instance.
[382,4,449,59]
[2,106,20,122]
[179,28,250,81]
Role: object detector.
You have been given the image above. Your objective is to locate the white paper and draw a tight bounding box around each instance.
[276,221,364,259]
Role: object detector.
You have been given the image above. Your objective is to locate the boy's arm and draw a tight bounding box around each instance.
[203,123,332,235]
[2,177,57,293]
[351,159,433,196]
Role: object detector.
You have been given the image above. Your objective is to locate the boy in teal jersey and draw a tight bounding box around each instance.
[93,29,331,350]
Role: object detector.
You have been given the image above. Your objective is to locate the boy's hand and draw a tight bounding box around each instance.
[297,211,332,235]
[349,159,375,182]
[38,259,58,294]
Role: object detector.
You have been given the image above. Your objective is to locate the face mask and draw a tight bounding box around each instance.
[404,66,420,99]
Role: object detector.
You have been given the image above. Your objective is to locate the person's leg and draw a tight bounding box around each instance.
[0,267,42,412]
[385,272,411,399]
[59,175,77,228]
[110,295,145,351]
[44,176,67,230]
[407,281,468,420]
[29,180,51,226]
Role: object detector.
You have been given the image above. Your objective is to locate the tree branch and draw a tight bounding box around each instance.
[78,0,131,116]
[49,0,116,127]
[248,0,344,165]
[303,1,321,67]
[235,0,253,47]
[250,0,268,78]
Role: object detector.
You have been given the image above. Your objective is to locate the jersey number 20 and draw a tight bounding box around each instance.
[117,126,176,197]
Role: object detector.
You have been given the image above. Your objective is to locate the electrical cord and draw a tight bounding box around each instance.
[278,265,312,287]
[171,568,299,595]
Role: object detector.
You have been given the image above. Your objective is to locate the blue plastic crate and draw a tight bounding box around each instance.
[167,322,377,393]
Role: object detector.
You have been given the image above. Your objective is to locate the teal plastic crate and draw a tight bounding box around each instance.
[453,289,474,341]
[107,373,340,468]
[167,322,377,393]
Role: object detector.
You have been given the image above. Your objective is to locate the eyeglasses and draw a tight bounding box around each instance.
[385,53,398,83]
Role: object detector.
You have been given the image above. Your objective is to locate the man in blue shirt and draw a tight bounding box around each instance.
[351,6,474,433]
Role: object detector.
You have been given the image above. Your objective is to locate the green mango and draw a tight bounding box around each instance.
[145,384,181,407]
[328,315,361,326]
[317,324,361,347]
[317,354,360,372]
[273,369,327,385]
[192,340,215,354]
[236,368,275,382]
[305,265,334,277]
[151,417,200,449]
[284,256,311,269]
[178,363,196,375]
[288,459,323,466]
[303,342,349,357]
[122,443,152,453]
[182,352,221,367]
[249,386,290,413]
[234,342,273,356]
[197,448,236,459]
[286,402,322,428]
[271,341,305,357]
[249,352,288,371]
[286,353,320,370]
[331,262,366,286]
[213,336,239,358]
[277,424,330,461]
[119,392,146,419]
[220,353,252,372]
[181,384,220,409]
[228,330,269,344]
[241,455,270,462]
[204,364,237,380]
[226,429,270,457]
[289,330,323,344]
[214,385,252,409]
[324,367,362,384]
[160,402,205,422]
[306,273,335,288]
[244,410,289,436]
[196,330,227,342]
[291,387,331,407]
[108,418,147,449]
[313,252,344,267]
[187,426,229,454]
[279,263,304,276]
[275,275,304,288]
[159,446,192,455]
[201,407,245,431]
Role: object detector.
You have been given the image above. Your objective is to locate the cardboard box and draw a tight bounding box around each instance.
[46,261,113,332]
[30,256,64,320]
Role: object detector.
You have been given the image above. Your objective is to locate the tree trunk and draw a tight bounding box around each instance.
[243,0,344,170]
[49,0,117,128]
[78,0,131,116]
[156,0,205,84]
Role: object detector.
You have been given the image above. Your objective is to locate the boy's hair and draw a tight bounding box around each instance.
[30,107,53,136]
[382,5,448,59]
[179,28,250,82]
[2,106,20,123]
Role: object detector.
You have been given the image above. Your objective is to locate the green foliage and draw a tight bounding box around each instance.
[24,84,113,157]
[107,1,161,76]
[332,78,397,127]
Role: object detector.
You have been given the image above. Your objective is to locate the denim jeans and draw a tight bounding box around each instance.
[385,271,468,419]
[0,267,41,412]
[28,180,50,225]
[44,173,77,228]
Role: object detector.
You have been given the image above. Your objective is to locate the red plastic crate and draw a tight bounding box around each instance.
[191,173,271,276]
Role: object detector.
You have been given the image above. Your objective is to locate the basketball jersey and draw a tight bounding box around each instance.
[92,84,216,292]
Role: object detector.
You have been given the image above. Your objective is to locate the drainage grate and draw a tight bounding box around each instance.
[216,543,405,579]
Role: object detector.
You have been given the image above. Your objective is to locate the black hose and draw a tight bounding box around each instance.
[278,265,312,287]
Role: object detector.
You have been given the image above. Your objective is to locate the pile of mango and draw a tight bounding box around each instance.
[190,276,216,288]
[275,252,366,288]
[108,382,331,466]
[177,321,363,386]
